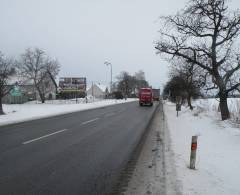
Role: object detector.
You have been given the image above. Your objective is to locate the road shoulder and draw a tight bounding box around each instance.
[123,102,181,195]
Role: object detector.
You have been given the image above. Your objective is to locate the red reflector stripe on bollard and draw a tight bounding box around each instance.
[191,143,197,150]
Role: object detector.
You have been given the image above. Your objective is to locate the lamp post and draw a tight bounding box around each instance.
[104,61,112,93]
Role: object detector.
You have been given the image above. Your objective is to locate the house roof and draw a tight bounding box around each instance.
[97,84,107,92]
[86,84,107,92]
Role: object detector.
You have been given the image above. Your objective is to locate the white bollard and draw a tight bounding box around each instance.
[190,135,198,169]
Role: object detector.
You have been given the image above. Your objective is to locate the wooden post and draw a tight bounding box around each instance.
[190,136,198,169]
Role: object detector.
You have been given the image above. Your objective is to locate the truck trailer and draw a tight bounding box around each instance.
[152,88,160,101]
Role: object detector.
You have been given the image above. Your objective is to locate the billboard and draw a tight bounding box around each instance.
[59,77,86,92]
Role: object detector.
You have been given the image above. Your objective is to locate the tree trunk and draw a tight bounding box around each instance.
[0,97,4,115]
[40,93,45,103]
[219,92,230,120]
[187,95,193,110]
[36,87,45,103]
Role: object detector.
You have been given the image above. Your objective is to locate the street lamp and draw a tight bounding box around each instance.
[104,61,112,93]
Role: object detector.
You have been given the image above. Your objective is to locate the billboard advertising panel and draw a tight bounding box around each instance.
[59,77,86,92]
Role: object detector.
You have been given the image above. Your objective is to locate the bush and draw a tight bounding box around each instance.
[113,91,124,99]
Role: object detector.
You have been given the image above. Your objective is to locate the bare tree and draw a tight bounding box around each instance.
[134,70,145,81]
[134,70,149,90]
[155,0,240,120]
[170,59,205,109]
[116,71,135,97]
[163,75,189,101]
[0,52,15,114]
[18,48,60,103]
[116,71,149,97]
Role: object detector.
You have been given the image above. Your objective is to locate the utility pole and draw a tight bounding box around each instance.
[92,81,94,102]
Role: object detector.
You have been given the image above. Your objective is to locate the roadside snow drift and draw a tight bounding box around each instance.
[0,99,137,126]
[164,99,240,195]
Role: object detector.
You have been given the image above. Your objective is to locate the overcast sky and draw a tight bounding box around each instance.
[1,0,239,88]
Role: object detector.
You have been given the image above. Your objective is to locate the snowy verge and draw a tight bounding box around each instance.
[164,101,240,195]
[194,98,240,122]
[0,99,137,127]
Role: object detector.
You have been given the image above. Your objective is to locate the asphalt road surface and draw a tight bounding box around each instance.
[0,101,157,195]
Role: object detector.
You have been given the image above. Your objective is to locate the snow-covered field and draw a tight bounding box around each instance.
[0,98,137,126]
[164,98,240,195]
[194,98,240,122]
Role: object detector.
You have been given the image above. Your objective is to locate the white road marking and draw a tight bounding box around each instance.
[22,129,69,145]
[81,118,100,125]
[23,117,100,145]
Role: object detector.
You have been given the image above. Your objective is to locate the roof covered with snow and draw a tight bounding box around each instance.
[86,84,108,92]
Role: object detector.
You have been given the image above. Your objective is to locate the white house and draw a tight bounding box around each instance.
[86,84,108,99]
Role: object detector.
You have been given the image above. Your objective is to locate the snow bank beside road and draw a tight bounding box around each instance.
[1,99,137,126]
[164,101,240,195]
[194,98,240,121]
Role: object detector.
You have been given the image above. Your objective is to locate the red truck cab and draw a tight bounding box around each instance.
[139,88,153,106]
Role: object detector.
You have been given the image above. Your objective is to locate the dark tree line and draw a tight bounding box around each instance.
[156,0,240,120]
[163,59,204,110]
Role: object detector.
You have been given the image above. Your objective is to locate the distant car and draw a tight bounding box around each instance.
[139,88,153,106]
